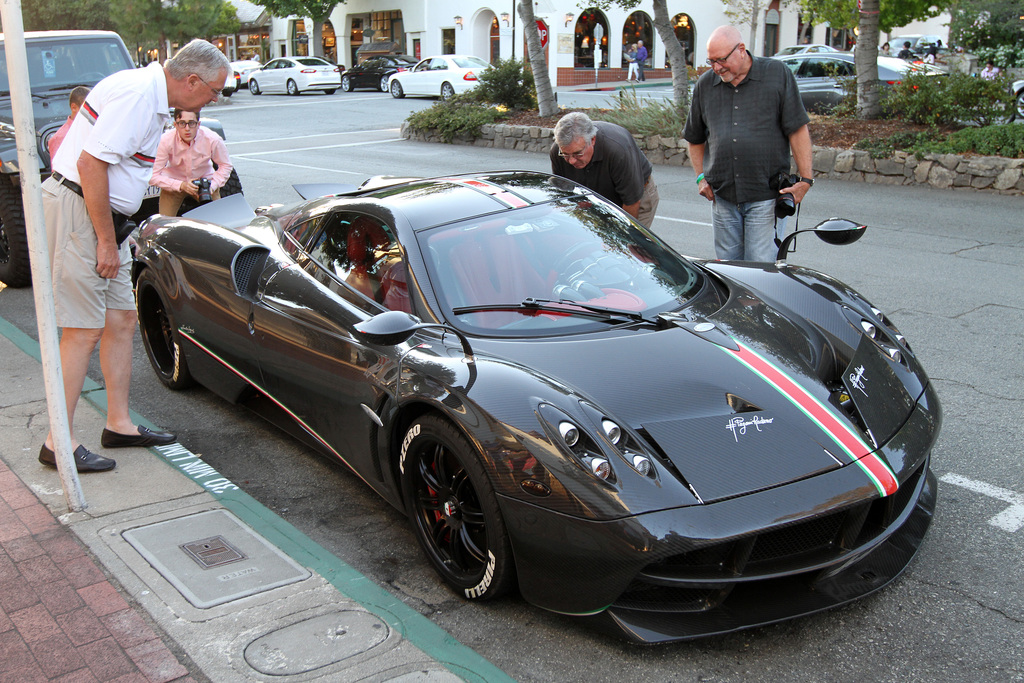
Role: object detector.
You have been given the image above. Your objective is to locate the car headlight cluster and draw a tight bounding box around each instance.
[538,403,657,484]
[843,304,912,365]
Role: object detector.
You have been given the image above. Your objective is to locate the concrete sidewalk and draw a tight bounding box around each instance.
[0,317,513,683]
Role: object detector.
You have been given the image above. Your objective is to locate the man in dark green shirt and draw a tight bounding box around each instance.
[684,25,814,261]
[550,112,659,228]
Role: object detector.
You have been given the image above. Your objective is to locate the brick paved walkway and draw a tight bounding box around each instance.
[0,460,198,683]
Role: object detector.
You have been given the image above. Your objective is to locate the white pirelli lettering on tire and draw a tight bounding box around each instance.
[399,423,421,474]
[465,550,496,599]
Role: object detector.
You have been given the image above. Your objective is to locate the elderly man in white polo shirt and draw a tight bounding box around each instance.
[40,39,229,472]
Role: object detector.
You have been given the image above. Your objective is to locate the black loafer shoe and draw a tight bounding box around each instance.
[100,425,177,449]
[38,444,116,472]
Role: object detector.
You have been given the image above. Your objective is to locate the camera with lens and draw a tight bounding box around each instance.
[192,177,213,203]
[769,171,797,218]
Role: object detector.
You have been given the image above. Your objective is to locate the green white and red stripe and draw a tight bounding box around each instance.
[722,340,899,497]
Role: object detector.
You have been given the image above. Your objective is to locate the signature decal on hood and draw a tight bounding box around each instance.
[849,365,869,397]
[726,415,774,442]
[721,340,898,497]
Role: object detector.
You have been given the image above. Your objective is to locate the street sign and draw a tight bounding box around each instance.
[536,20,548,49]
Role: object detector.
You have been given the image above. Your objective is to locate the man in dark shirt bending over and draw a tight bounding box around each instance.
[550,112,660,228]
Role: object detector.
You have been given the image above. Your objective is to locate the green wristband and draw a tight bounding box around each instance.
[696,173,705,185]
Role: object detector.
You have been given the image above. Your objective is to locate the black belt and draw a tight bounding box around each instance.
[51,172,84,198]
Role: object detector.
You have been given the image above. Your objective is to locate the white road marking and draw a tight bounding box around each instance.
[229,157,366,175]
[227,128,400,145]
[940,473,1024,532]
[656,216,712,227]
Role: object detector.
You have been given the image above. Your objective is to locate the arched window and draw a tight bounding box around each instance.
[671,13,695,67]
[573,9,609,68]
[622,11,653,68]
[490,17,500,64]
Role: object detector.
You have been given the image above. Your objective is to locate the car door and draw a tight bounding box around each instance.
[250,210,403,480]
[262,59,286,92]
[797,57,851,112]
[356,57,380,88]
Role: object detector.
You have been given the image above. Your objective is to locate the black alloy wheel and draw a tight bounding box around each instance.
[400,416,514,600]
[136,270,194,390]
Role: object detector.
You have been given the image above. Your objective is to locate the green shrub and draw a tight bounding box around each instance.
[405,94,507,143]
[974,45,1024,70]
[884,72,1014,127]
[472,58,536,110]
[588,87,685,138]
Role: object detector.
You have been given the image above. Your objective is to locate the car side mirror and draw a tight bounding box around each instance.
[776,217,866,265]
[354,310,475,362]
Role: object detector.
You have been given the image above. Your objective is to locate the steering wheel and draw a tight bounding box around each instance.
[553,240,603,276]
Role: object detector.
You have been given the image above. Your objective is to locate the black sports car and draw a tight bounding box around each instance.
[341,54,418,92]
[133,171,940,643]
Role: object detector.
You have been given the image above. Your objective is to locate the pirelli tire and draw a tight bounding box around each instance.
[0,177,31,288]
[399,415,515,601]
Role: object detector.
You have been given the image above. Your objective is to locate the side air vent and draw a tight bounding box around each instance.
[232,247,270,300]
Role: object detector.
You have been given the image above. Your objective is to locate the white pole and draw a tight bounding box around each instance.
[0,0,88,511]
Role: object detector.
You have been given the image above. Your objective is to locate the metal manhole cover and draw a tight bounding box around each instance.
[181,535,246,569]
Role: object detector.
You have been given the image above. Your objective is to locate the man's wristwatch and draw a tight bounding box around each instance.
[799,177,814,187]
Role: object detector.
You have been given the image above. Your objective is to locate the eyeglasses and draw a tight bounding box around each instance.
[706,43,742,67]
[174,120,200,129]
[193,73,221,99]
[558,138,592,161]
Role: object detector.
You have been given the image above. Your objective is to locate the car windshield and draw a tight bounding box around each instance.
[452,56,490,69]
[421,199,705,336]
[1,38,134,94]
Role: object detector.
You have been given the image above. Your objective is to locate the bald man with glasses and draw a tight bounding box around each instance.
[683,25,814,262]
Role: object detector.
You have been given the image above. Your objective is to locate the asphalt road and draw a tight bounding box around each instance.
[3,88,1022,682]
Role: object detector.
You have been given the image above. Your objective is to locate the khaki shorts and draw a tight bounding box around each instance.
[637,175,660,229]
[42,177,134,329]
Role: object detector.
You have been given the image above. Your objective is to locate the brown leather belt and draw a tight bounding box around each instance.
[51,172,83,197]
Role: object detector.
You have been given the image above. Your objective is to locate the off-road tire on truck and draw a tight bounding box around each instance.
[0,180,30,288]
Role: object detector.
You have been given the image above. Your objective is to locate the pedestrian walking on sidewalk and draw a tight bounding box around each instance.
[39,39,229,472]
[626,43,639,82]
[635,40,648,81]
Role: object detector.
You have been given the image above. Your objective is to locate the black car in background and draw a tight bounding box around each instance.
[342,54,417,92]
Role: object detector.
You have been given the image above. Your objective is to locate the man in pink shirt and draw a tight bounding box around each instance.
[149,108,232,216]
[47,86,90,160]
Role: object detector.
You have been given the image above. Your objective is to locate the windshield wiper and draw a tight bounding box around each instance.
[452,297,657,326]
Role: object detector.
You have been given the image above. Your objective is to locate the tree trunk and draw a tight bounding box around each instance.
[651,0,689,111]
[310,20,324,58]
[747,0,761,53]
[518,0,557,117]
[855,0,882,119]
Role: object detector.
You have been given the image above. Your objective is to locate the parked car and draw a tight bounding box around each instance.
[0,30,138,287]
[774,52,943,113]
[774,44,840,57]
[1012,78,1024,121]
[222,70,241,97]
[231,59,262,87]
[133,170,939,643]
[342,54,418,92]
[889,34,944,57]
[248,56,341,96]
[388,55,490,100]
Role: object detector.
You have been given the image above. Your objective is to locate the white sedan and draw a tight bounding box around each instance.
[248,56,341,96]
[388,55,490,100]
[231,60,262,86]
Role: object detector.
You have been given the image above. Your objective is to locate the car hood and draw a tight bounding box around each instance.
[476,280,917,502]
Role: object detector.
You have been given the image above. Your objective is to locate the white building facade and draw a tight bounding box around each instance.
[262,2,950,87]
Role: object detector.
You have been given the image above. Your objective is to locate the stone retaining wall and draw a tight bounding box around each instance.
[400,122,1024,195]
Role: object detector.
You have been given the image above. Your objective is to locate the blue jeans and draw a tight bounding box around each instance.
[712,197,786,262]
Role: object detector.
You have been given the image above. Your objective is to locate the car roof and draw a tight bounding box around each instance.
[2,30,123,42]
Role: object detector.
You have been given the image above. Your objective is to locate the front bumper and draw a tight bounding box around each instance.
[499,387,940,642]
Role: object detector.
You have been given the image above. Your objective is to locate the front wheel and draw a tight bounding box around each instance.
[0,178,30,288]
[249,79,260,95]
[1014,88,1024,122]
[287,79,300,96]
[341,74,353,92]
[390,79,404,99]
[400,416,515,600]
[440,82,456,100]
[136,270,194,390]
